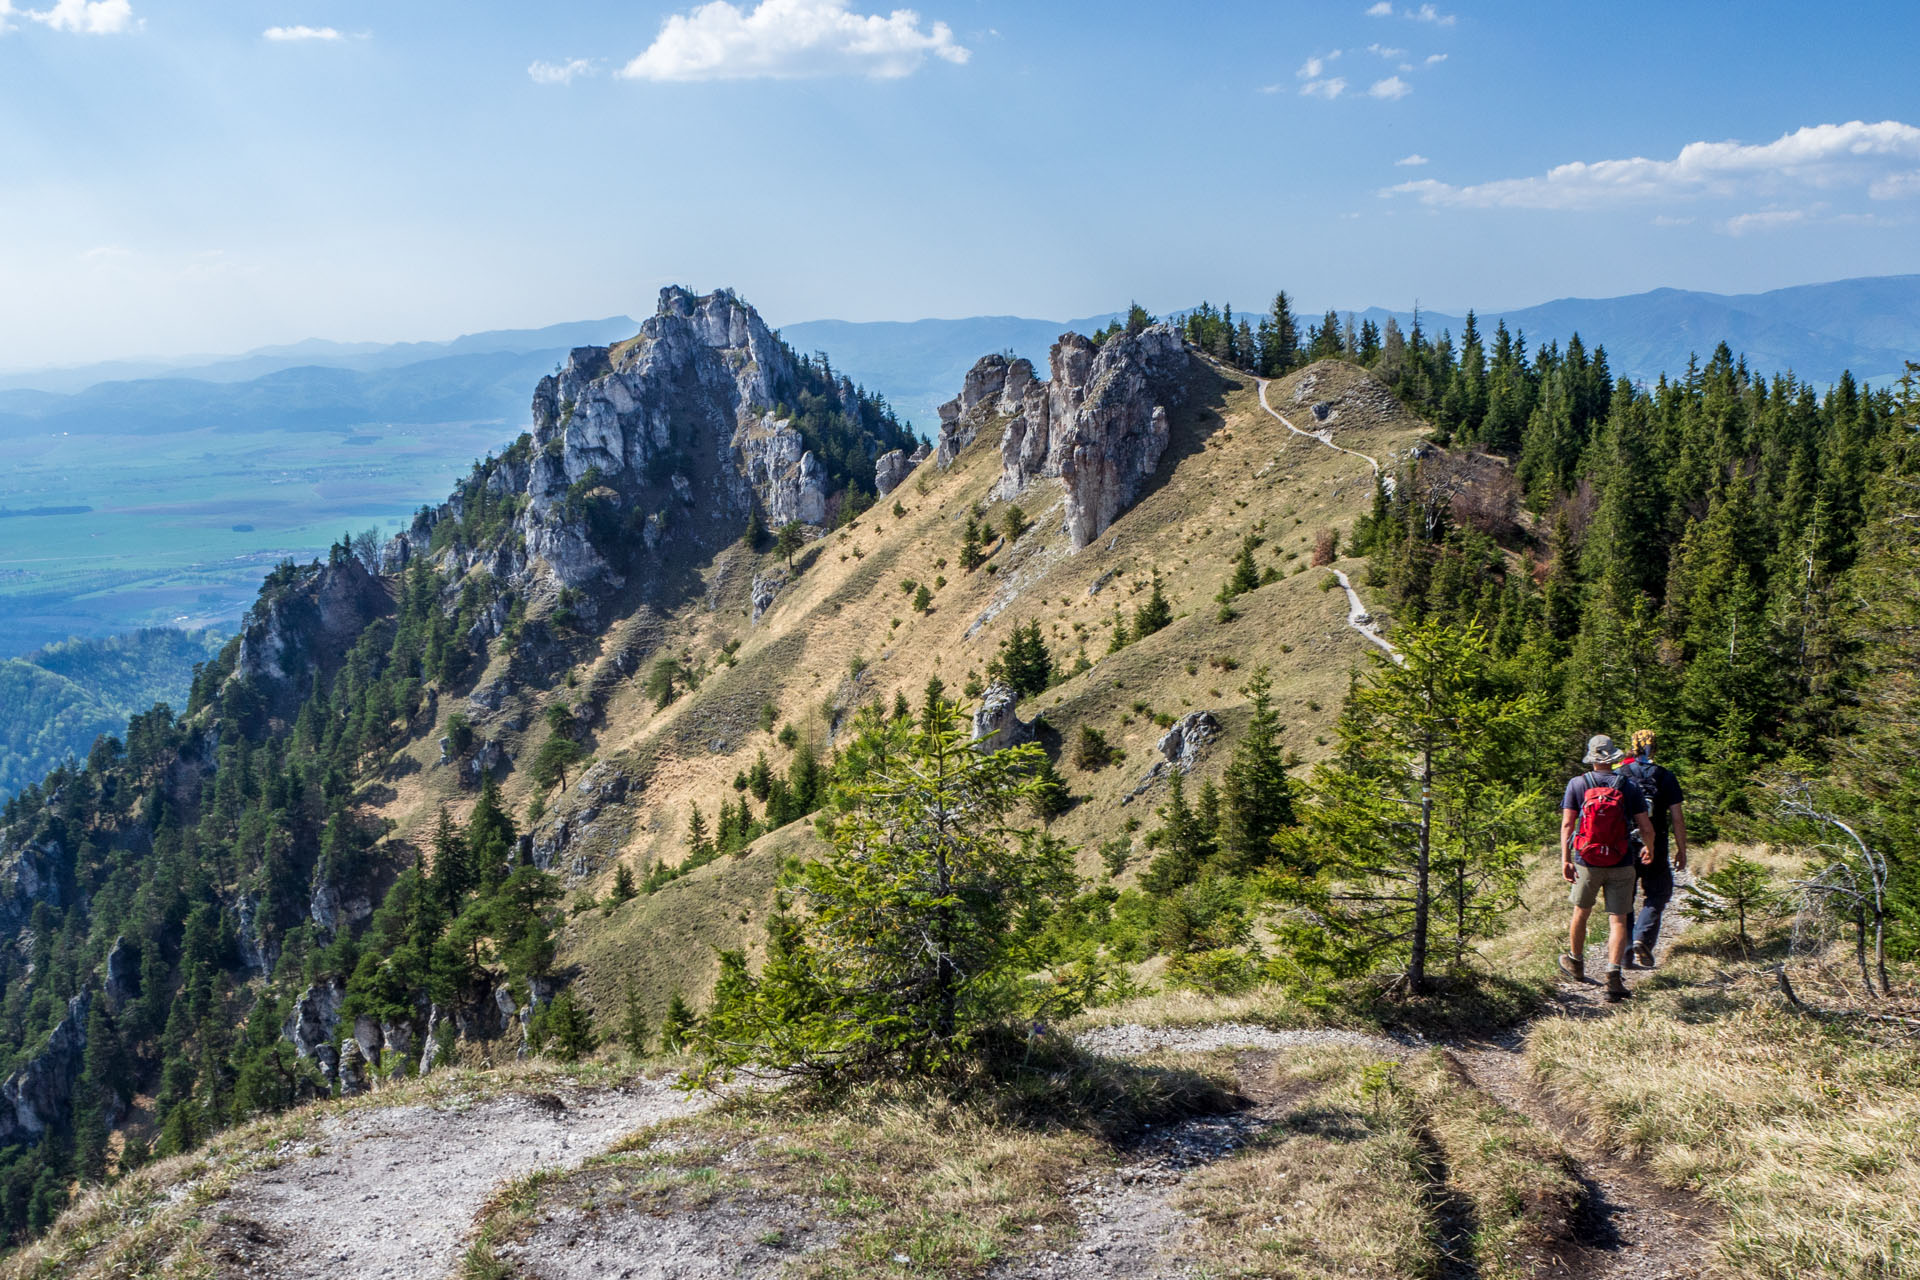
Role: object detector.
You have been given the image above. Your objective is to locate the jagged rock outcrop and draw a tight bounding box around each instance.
[310,880,372,939]
[873,448,912,496]
[0,833,64,934]
[103,937,139,1008]
[464,738,509,786]
[1157,711,1221,772]
[971,682,1032,753]
[937,353,1036,466]
[751,569,786,623]
[1122,710,1223,805]
[993,326,1189,550]
[284,977,346,1081]
[0,993,91,1146]
[235,554,393,719]
[337,1038,368,1096]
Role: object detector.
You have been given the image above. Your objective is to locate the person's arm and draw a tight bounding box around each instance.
[1560,809,1577,880]
[1634,812,1657,862]
[1670,803,1688,870]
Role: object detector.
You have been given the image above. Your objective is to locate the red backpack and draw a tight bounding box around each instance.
[1574,772,1632,866]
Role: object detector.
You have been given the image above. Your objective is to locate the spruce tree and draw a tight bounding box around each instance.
[1219,668,1295,873]
[1134,574,1172,639]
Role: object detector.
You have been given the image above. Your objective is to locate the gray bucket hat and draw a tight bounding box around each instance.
[1582,734,1625,766]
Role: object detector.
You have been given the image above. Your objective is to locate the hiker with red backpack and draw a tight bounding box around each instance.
[1621,729,1688,969]
[1560,734,1658,1002]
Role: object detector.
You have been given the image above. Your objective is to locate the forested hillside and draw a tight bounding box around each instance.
[0,287,1913,1272]
[0,630,225,800]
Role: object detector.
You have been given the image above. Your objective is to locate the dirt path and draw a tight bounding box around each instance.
[1451,899,1720,1280]
[208,1078,708,1280]
[1249,376,1400,663]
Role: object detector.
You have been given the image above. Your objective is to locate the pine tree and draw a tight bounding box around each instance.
[997,621,1052,697]
[687,805,714,862]
[1133,574,1173,639]
[620,982,650,1057]
[659,991,698,1052]
[1680,856,1784,955]
[690,691,1078,1080]
[1218,668,1295,872]
[1273,622,1544,993]
[775,520,806,568]
[960,516,986,571]
[1221,535,1261,601]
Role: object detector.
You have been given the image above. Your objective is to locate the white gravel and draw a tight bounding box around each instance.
[1074,1021,1422,1059]
[211,1079,709,1280]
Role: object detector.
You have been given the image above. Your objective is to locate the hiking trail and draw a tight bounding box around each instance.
[208,1078,708,1280]
[1251,375,1400,663]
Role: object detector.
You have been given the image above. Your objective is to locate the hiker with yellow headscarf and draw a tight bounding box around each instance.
[1620,729,1689,968]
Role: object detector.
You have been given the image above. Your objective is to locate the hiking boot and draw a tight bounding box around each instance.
[1558,953,1585,982]
[1606,970,1630,1002]
[1631,942,1655,970]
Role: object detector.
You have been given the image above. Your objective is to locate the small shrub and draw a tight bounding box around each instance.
[1311,528,1339,566]
[1074,726,1115,771]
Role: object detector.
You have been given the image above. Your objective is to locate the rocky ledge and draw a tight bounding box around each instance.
[938,325,1190,550]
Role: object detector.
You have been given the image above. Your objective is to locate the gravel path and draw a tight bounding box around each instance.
[1074,1020,1420,1059]
[209,1079,708,1280]
[1249,376,1400,663]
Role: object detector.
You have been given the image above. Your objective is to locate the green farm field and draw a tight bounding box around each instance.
[0,420,517,654]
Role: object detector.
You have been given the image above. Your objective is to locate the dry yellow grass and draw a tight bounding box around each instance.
[1526,854,1920,1280]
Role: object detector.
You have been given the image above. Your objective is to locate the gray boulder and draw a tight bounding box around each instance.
[337,1038,368,1096]
[751,568,787,623]
[1157,710,1222,772]
[284,977,345,1083]
[873,448,912,496]
[971,682,1032,753]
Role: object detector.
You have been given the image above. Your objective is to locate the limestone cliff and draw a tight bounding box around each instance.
[939,325,1190,549]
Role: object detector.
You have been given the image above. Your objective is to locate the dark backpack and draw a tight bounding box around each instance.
[1574,772,1632,866]
[1621,760,1659,847]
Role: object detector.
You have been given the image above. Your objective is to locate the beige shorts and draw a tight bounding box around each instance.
[1569,862,1636,915]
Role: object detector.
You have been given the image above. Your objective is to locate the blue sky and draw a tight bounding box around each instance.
[3,0,1918,365]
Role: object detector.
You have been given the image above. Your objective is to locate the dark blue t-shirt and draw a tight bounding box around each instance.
[1562,769,1648,867]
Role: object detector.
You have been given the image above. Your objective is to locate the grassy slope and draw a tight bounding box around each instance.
[362,357,1427,1027]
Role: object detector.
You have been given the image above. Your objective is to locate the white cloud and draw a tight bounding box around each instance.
[1365,42,1405,58]
[529,57,594,85]
[1369,75,1411,100]
[1383,120,1920,210]
[1650,214,1694,226]
[1297,51,1341,78]
[619,0,968,82]
[1257,82,1284,94]
[1425,52,1447,64]
[263,25,342,41]
[1870,169,1920,200]
[1366,2,1393,14]
[1410,4,1456,24]
[1723,209,1807,236]
[1396,153,1429,166]
[1300,76,1347,100]
[5,0,135,34]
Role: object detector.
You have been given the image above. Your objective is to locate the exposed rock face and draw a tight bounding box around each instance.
[0,834,64,934]
[1122,709,1223,805]
[0,993,90,1146]
[1157,711,1222,773]
[284,977,345,1082]
[987,326,1189,550]
[103,936,139,1007]
[235,555,393,719]
[337,1038,368,1096]
[751,569,786,623]
[310,881,372,939]
[873,448,912,496]
[937,354,1036,466]
[971,682,1032,753]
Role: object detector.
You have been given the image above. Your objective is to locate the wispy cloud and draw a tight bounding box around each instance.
[1396,153,1429,166]
[1301,76,1347,99]
[1368,3,1455,23]
[263,24,342,42]
[619,0,968,82]
[1650,214,1694,226]
[1722,209,1807,236]
[529,57,594,85]
[1425,52,1447,64]
[2,0,135,34]
[1365,42,1405,58]
[1369,75,1411,100]
[1383,120,1920,211]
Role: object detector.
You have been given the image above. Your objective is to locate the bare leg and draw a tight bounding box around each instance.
[1607,913,1630,968]
[1569,905,1594,960]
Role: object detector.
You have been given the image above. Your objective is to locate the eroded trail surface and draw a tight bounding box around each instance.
[210,1079,707,1280]
[999,1026,1417,1279]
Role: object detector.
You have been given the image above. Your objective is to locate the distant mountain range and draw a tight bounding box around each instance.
[2,277,1910,447]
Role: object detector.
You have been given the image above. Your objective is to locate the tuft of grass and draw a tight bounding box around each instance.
[1527,931,1920,1280]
